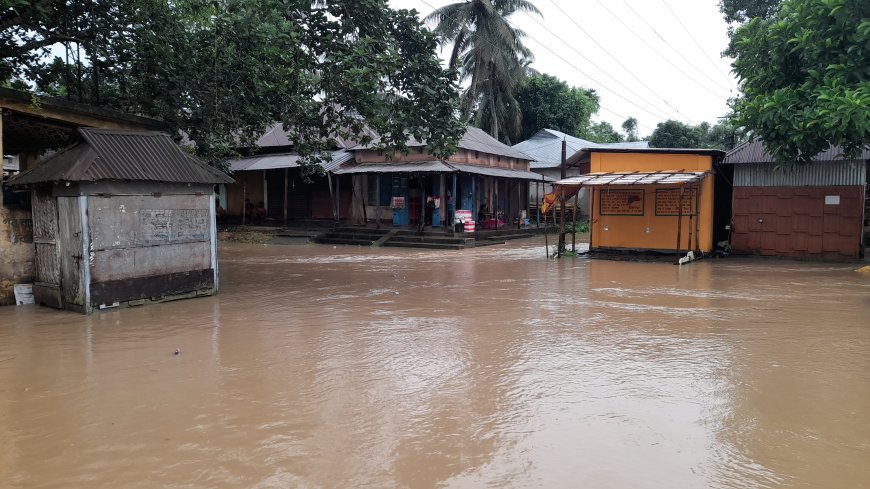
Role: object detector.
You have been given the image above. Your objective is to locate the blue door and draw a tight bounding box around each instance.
[392,175,409,226]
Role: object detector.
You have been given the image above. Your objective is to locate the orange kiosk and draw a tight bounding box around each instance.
[554,148,724,255]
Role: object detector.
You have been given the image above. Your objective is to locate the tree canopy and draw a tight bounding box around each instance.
[729,0,870,164]
[514,74,599,142]
[582,121,623,144]
[426,0,540,144]
[2,0,466,170]
[648,119,738,150]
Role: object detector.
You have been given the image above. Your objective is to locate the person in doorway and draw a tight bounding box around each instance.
[425,195,435,226]
[446,191,455,226]
[252,201,267,223]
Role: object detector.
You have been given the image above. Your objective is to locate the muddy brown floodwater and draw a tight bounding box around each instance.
[1,238,869,489]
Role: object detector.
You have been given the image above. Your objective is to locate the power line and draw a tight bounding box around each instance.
[543,0,695,124]
[593,0,731,99]
[619,0,735,94]
[518,10,674,121]
[415,0,658,132]
[659,0,735,87]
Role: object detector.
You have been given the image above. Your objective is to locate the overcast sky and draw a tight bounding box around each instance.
[389,0,738,138]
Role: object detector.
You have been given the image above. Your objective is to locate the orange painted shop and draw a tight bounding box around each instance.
[556,148,728,255]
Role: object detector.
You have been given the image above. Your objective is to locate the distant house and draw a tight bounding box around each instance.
[512,128,649,219]
[222,123,361,224]
[723,140,869,260]
[335,127,543,228]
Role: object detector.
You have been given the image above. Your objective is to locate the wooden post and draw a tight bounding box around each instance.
[0,111,4,199]
[283,168,289,224]
[695,186,701,252]
[418,173,425,233]
[589,187,595,252]
[242,172,247,226]
[543,206,549,258]
[336,175,341,224]
[676,185,684,260]
[327,173,336,225]
[375,175,381,230]
[572,191,578,253]
[536,180,540,228]
[558,139,567,256]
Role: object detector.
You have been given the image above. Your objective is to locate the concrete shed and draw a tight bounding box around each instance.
[10,128,233,313]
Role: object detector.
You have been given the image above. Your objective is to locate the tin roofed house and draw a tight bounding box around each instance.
[723,140,869,260]
[10,128,233,314]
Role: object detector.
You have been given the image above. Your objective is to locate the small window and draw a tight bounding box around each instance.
[475,151,480,158]
[367,175,392,206]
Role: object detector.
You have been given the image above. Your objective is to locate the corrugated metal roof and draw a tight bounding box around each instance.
[333,161,454,174]
[513,129,650,169]
[723,139,870,164]
[332,160,549,181]
[254,123,376,150]
[734,161,867,187]
[555,171,708,187]
[351,126,534,161]
[228,150,352,173]
[10,128,233,185]
[448,162,554,182]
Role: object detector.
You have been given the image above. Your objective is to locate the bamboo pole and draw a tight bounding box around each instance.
[572,191,578,253]
[589,187,595,252]
[543,208,549,258]
[676,185,684,261]
[283,168,289,224]
[375,175,381,230]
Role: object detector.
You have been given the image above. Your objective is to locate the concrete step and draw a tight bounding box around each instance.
[318,232,385,241]
[495,233,535,241]
[315,237,375,246]
[332,227,391,236]
[473,239,506,247]
[388,235,472,245]
[382,241,465,250]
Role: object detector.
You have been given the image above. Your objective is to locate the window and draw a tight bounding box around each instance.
[367,175,392,206]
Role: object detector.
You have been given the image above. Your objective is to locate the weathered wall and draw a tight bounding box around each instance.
[0,203,34,305]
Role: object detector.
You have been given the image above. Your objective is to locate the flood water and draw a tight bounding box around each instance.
[1,238,869,488]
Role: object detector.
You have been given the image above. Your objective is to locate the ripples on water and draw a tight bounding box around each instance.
[1,238,868,488]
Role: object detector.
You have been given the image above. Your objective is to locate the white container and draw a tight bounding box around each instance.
[14,284,34,305]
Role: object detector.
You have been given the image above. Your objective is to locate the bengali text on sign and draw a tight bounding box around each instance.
[599,189,644,216]
[655,188,697,216]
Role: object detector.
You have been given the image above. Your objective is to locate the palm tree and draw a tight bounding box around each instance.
[426,0,540,143]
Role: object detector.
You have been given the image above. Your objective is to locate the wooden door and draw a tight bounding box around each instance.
[56,197,87,309]
[31,189,62,308]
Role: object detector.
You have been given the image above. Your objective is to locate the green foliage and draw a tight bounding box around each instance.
[730,0,870,165]
[649,119,742,150]
[3,0,466,171]
[582,121,624,144]
[621,117,640,142]
[515,74,600,141]
[564,221,589,234]
[427,0,541,144]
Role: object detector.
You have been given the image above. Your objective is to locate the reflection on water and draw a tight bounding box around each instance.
[1,238,868,488]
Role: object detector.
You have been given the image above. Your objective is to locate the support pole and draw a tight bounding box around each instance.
[543,206,549,258]
[676,185,684,261]
[536,180,540,228]
[327,173,336,225]
[695,189,701,253]
[418,173,425,233]
[452,173,457,231]
[589,187,595,252]
[572,191,578,253]
[558,139,567,256]
[336,175,341,224]
[242,172,247,226]
[283,168,289,224]
[375,175,381,230]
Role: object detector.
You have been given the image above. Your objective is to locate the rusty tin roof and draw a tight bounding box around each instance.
[723,139,870,164]
[11,128,233,185]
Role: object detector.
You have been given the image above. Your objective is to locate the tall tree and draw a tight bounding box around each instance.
[730,0,870,165]
[621,117,639,142]
[582,121,623,144]
[426,0,540,143]
[2,0,466,170]
[515,74,599,142]
[649,119,741,150]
